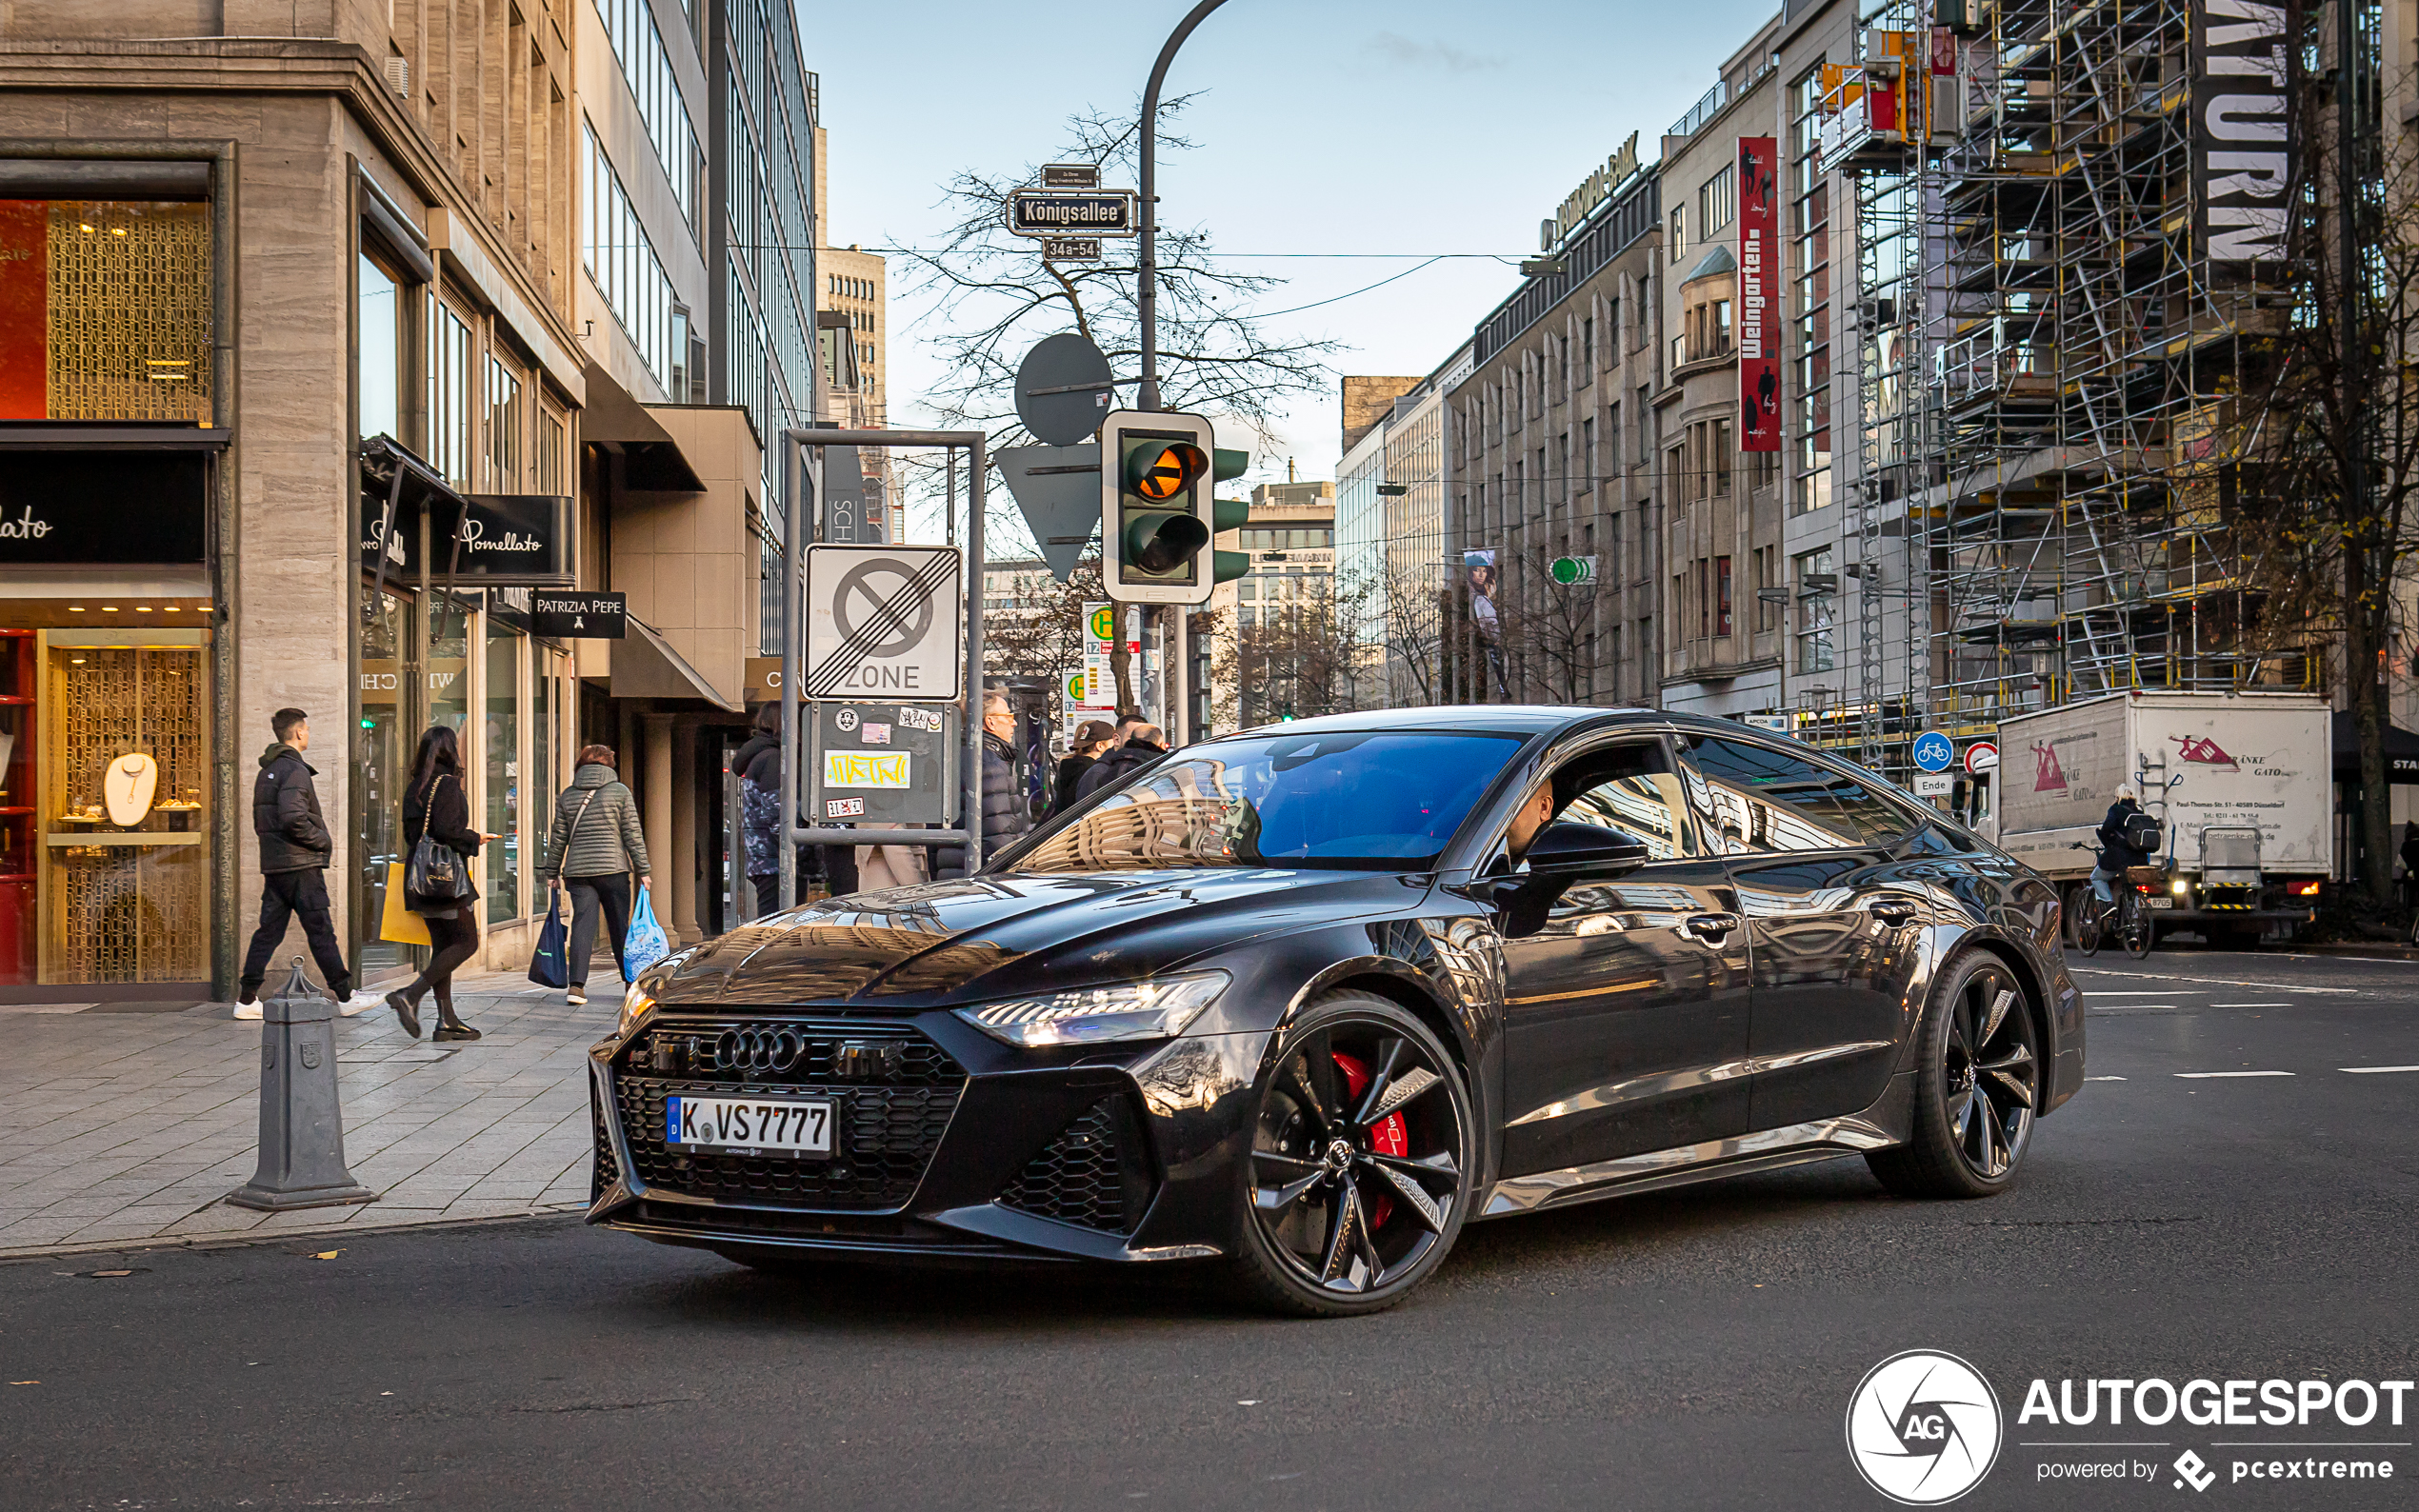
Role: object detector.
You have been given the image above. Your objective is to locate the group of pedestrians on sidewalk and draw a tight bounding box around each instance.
[239,692,1184,1020]
[239,708,651,1036]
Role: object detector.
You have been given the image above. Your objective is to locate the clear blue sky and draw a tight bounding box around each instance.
[807,0,1775,497]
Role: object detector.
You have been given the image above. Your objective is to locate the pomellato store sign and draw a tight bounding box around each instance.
[0,451,207,564]
[360,492,571,585]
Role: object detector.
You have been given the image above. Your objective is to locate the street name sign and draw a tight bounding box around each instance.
[1041,163,1100,189]
[1007,189,1138,238]
[1044,237,1103,262]
[804,544,964,701]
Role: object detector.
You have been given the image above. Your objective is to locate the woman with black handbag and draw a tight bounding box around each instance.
[385,725,496,1042]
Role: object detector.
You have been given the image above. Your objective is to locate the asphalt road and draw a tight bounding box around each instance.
[7,949,2418,1512]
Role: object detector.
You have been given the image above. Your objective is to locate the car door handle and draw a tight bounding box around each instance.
[1866,899,1920,927]
[1684,912,1739,942]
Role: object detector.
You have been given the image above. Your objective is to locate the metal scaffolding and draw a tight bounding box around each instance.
[1925,0,2312,750]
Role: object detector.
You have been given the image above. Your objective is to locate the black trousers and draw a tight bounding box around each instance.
[566,871,632,986]
[751,873,780,920]
[241,868,351,995]
[398,910,478,1016]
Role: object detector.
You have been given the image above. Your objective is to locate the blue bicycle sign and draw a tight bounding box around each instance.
[1912,731,1955,773]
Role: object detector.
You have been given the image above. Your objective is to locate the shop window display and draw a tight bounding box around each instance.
[0,200,212,423]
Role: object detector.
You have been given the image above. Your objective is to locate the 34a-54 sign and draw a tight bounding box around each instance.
[1008,189,1137,239]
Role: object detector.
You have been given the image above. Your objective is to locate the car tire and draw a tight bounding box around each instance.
[1227,990,1475,1319]
[1867,951,2041,1200]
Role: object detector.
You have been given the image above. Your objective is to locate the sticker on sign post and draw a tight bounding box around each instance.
[825,797,866,819]
[825,750,911,788]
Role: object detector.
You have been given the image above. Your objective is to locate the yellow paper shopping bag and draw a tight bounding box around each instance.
[379,861,430,945]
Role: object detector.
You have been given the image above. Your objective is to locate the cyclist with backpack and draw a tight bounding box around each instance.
[2093,785,2162,904]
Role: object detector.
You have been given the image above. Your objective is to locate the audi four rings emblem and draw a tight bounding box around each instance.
[714,1028,805,1073]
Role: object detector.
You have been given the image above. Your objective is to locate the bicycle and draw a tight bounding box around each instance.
[2070,841,2156,959]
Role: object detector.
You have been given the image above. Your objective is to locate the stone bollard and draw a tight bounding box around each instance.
[226,957,380,1212]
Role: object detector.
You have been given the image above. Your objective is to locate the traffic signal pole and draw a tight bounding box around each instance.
[1138,0,1229,745]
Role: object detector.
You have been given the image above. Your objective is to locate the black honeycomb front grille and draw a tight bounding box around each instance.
[591,1086,618,1201]
[995,1097,1151,1234]
[608,1017,966,1210]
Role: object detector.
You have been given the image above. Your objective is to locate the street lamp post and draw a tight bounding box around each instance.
[1138,0,1230,746]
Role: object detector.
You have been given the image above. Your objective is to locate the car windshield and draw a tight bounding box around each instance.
[1012,730,1525,872]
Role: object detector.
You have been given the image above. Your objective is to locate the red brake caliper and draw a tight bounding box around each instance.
[1330,1051,1406,1229]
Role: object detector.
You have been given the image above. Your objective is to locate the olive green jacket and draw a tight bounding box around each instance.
[542,764,650,880]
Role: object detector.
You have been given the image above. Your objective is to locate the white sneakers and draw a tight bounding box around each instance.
[567,987,588,1005]
[233,990,373,1020]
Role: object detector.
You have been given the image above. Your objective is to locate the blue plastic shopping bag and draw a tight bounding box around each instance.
[624,882,670,982]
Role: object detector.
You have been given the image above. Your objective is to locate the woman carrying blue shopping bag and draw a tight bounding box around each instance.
[540,744,650,1006]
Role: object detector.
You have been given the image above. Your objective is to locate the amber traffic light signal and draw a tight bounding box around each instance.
[1101,409,1217,604]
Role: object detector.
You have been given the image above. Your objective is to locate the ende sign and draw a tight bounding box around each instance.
[1538,131,1640,252]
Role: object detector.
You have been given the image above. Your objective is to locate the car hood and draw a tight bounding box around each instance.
[648,867,1416,1006]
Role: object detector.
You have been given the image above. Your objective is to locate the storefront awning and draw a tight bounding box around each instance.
[581,362,704,492]
[610,615,741,711]
[2330,710,2419,784]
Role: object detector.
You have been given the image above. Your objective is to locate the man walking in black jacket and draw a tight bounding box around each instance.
[238,707,362,1018]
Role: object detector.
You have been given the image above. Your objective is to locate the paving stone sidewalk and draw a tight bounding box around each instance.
[0,969,616,1258]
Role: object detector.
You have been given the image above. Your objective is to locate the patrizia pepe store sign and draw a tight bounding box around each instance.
[0,451,207,563]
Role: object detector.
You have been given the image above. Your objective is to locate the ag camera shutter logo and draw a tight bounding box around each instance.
[1846,1350,2004,1504]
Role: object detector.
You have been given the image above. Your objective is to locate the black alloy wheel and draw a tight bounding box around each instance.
[1231,991,1472,1318]
[1867,952,2040,1199]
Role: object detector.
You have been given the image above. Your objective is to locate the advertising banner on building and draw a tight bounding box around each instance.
[2191,0,2295,268]
[1737,136,1781,452]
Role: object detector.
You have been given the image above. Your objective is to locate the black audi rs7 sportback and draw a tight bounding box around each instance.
[589,707,2083,1316]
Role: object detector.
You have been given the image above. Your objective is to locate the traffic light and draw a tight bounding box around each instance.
[1210,447,1251,587]
[1101,408,1216,604]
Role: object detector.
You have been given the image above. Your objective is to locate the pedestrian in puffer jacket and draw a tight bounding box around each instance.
[238,707,356,1013]
[936,691,1031,879]
[1072,725,1170,801]
[541,747,651,1005]
[732,705,783,917]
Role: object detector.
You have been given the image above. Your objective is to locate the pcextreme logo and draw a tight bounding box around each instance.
[1847,1350,2005,1504]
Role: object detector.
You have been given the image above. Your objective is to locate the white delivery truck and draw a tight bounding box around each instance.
[1991,691,2330,945]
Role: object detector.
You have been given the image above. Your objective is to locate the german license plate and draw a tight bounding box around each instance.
[665,1095,834,1158]
[2147,896,2174,909]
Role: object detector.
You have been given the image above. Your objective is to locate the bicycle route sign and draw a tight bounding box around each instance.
[1912,730,1956,773]
[803,543,964,702]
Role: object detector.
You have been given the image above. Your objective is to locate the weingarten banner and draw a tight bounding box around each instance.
[1737,136,1781,452]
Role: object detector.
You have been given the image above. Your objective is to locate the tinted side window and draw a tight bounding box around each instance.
[1684,735,1911,852]
[1553,742,1701,861]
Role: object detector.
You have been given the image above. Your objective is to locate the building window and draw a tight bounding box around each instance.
[1754,546,1778,632]
[1795,546,1836,671]
[583,120,681,392]
[1580,417,1595,493]
[358,253,402,442]
[1579,316,1594,383]
[1698,164,1735,238]
[592,0,702,230]
[1712,418,1732,495]
[485,354,523,491]
[1715,555,1732,637]
[0,200,213,423]
[427,298,475,487]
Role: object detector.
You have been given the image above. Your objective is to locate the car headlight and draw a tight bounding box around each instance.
[952,970,1229,1048]
[617,982,658,1040]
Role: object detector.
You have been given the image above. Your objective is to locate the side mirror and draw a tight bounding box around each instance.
[1522,822,1651,880]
